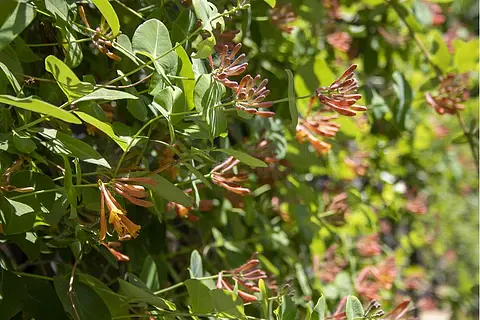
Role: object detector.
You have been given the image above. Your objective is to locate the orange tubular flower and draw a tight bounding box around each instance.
[356,234,382,257]
[316,64,366,116]
[269,4,296,34]
[213,43,248,88]
[296,114,340,155]
[98,181,141,240]
[235,75,274,118]
[425,73,469,115]
[327,31,352,52]
[211,156,251,195]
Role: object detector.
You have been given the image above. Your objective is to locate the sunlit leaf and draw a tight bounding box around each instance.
[91,0,121,37]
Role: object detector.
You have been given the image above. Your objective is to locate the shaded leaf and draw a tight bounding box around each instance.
[185,279,214,313]
[286,69,298,128]
[210,289,246,319]
[189,250,203,278]
[215,148,267,168]
[149,175,193,207]
[0,1,36,51]
[74,111,129,151]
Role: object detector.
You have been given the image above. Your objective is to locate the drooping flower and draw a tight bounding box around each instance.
[406,191,428,215]
[356,234,382,257]
[316,64,366,116]
[103,242,130,261]
[211,157,251,195]
[323,192,349,226]
[98,180,141,240]
[216,253,269,303]
[234,74,275,117]
[269,4,296,34]
[214,28,240,52]
[327,31,352,52]
[213,43,248,88]
[425,73,469,115]
[355,257,398,300]
[313,245,347,283]
[296,114,340,155]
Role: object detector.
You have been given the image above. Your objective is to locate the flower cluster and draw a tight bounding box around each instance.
[316,64,366,116]
[296,114,340,155]
[211,156,250,195]
[212,44,274,117]
[98,177,156,240]
[425,73,469,115]
[269,4,296,34]
[214,28,240,52]
[327,31,352,52]
[355,257,398,300]
[79,6,120,61]
[356,234,382,257]
[216,253,269,303]
[313,245,347,283]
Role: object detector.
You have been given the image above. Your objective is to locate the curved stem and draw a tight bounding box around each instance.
[13,271,53,281]
[153,274,231,295]
[269,94,315,105]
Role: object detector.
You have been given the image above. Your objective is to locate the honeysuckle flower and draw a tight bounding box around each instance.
[214,28,240,52]
[316,64,367,116]
[327,31,352,52]
[269,4,296,34]
[313,245,347,283]
[355,257,398,300]
[211,156,251,195]
[406,191,428,215]
[103,242,130,261]
[216,253,268,303]
[356,234,382,257]
[213,43,248,88]
[377,27,408,47]
[425,73,469,115]
[99,180,141,240]
[235,74,275,117]
[324,0,340,19]
[323,192,349,226]
[296,115,339,155]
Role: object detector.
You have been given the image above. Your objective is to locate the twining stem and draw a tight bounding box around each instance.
[391,1,479,174]
[269,94,316,105]
[69,252,83,320]
[8,183,99,200]
[26,38,92,47]
[153,274,232,295]
[13,271,53,281]
[112,0,145,20]
[99,73,153,89]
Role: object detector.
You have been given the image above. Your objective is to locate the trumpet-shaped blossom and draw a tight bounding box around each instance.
[211,156,251,195]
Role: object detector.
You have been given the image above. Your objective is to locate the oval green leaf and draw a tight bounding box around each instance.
[215,149,267,168]
[91,0,121,37]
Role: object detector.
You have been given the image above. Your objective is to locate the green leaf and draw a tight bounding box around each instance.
[0,1,36,51]
[0,61,22,95]
[91,0,121,37]
[277,295,297,320]
[45,55,94,101]
[192,34,216,59]
[263,0,276,8]
[0,95,81,124]
[210,289,246,319]
[13,36,40,63]
[175,45,195,110]
[194,74,226,139]
[0,196,32,235]
[55,18,83,68]
[453,39,479,73]
[185,279,215,314]
[132,19,178,75]
[74,111,129,151]
[192,0,224,32]
[54,276,111,320]
[9,171,56,215]
[7,232,41,261]
[74,88,138,103]
[259,279,269,318]
[346,295,364,320]
[117,278,174,310]
[0,268,27,319]
[310,296,326,320]
[392,71,412,130]
[189,250,203,278]
[38,128,111,168]
[215,149,267,168]
[77,274,129,316]
[22,277,67,319]
[149,175,193,207]
[429,30,450,72]
[183,162,212,189]
[285,69,298,127]
[13,132,36,154]
[62,156,77,219]
[154,86,186,124]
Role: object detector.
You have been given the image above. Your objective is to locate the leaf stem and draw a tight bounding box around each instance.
[269,94,315,105]
[26,38,92,47]
[153,274,231,295]
[13,271,53,281]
